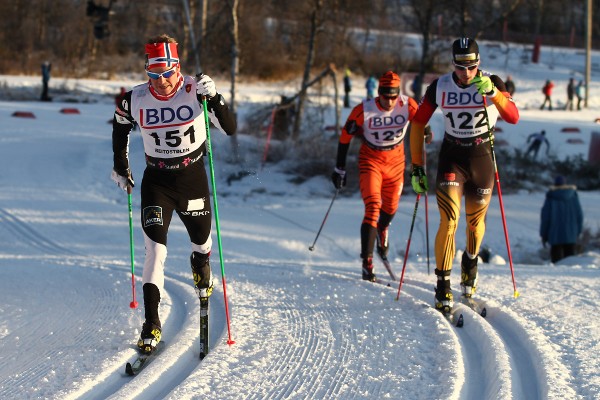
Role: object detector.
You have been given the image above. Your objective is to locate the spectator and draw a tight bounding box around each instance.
[576,80,584,110]
[525,130,550,159]
[365,75,377,100]
[565,78,575,111]
[115,86,127,107]
[411,74,422,101]
[540,79,554,110]
[504,75,515,97]
[343,68,352,108]
[540,176,583,263]
[41,61,52,101]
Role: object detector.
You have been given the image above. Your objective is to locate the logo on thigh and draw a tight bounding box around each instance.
[143,206,163,227]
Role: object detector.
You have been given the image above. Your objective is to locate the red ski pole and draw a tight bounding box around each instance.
[482,93,519,298]
[396,194,421,300]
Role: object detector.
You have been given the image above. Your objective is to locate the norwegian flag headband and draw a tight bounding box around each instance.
[145,42,179,69]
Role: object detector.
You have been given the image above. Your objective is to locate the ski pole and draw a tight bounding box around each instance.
[396,193,421,301]
[482,92,519,298]
[127,185,138,308]
[201,88,236,345]
[308,189,339,251]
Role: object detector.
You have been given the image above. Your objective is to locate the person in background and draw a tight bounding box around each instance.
[332,71,427,282]
[343,68,352,108]
[575,80,584,111]
[41,61,52,101]
[504,75,515,97]
[525,130,550,160]
[365,75,377,100]
[540,79,554,110]
[565,78,575,111]
[111,34,236,354]
[115,86,127,107]
[540,176,583,263]
[408,37,519,314]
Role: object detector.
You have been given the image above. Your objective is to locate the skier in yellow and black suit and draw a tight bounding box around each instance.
[409,38,520,313]
[332,71,424,282]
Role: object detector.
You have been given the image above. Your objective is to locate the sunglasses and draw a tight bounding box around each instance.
[146,66,178,80]
[381,95,398,101]
[454,63,478,71]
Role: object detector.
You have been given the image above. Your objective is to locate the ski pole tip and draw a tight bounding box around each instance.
[227,339,236,346]
[308,246,314,251]
[129,300,138,309]
[513,290,520,299]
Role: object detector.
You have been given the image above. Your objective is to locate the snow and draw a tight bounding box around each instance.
[1,39,600,400]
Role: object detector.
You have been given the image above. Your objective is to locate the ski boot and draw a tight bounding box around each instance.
[362,256,376,282]
[460,251,478,298]
[434,269,454,313]
[137,321,162,354]
[376,225,389,260]
[191,251,214,300]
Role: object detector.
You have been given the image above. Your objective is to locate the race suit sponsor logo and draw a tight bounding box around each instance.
[143,206,163,227]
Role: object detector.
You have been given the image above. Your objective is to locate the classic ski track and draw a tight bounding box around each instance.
[403,278,544,399]
[81,270,222,400]
[0,207,76,255]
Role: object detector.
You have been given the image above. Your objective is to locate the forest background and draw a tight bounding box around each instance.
[2,0,599,81]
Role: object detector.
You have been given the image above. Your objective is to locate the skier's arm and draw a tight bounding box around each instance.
[112,91,135,175]
[205,93,237,136]
[410,81,438,166]
[336,103,364,169]
[485,75,519,124]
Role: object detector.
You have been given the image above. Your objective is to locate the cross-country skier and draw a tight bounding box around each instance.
[332,71,429,282]
[408,37,519,313]
[111,34,236,354]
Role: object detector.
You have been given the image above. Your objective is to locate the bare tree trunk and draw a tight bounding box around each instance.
[292,0,323,142]
[228,0,240,163]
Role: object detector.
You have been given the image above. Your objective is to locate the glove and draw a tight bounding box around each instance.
[424,125,434,144]
[470,75,494,96]
[196,74,217,99]
[111,169,134,191]
[410,165,428,194]
[331,167,346,189]
[541,238,547,248]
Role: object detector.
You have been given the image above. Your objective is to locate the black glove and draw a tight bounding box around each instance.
[111,168,135,191]
[331,167,346,189]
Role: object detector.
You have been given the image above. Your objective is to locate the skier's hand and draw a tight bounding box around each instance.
[196,74,217,99]
[410,165,428,194]
[470,75,494,96]
[111,169,134,191]
[541,238,547,248]
[424,125,434,144]
[331,167,346,189]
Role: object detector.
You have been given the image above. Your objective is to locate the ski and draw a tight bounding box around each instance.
[440,308,464,327]
[125,341,166,376]
[376,251,398,281]
[199,296,209,359]
[460,296,487,317]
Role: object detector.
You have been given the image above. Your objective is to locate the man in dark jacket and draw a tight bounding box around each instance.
[540,176,584,263]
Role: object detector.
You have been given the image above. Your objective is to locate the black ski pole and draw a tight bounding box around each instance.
[308,189,339,251]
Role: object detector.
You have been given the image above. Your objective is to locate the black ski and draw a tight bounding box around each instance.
[376,253,398,281]
[125,342,166,376]
[460,296,487,317]
[440,308,464,327]
[199,297,209,359]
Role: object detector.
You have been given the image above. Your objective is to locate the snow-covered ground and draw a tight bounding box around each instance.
[0,39,599,399]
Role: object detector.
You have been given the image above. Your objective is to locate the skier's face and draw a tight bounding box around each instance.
[379,94,398,111]
[147,65,180,96]
[453,61,479,85]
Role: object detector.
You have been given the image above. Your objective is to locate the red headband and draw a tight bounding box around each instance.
[145,42,179,69]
